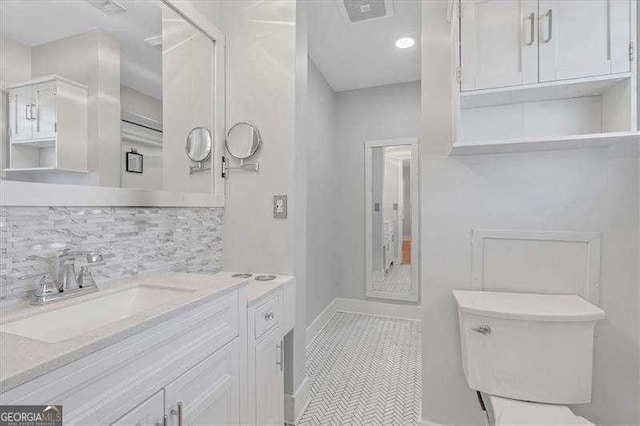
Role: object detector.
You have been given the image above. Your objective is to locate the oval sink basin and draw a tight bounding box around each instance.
[1,286,194,343]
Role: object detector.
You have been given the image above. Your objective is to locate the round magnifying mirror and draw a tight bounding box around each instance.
[185,127,213,163]
[225,122,261,160]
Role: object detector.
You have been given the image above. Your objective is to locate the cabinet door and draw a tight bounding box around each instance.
[460,0,538,91]
[255,327,284,425]
[111,390,165,426]
[32,82,57,140]
[539,0,630,82]
[165,341,240,426]
[8,87,33,142]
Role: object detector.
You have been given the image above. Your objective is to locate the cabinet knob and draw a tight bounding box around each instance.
[472,325,491,335]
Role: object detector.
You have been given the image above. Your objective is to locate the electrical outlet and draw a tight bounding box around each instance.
[273,195,287,219]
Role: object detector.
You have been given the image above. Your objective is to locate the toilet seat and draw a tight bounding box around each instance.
[484,394,594,426]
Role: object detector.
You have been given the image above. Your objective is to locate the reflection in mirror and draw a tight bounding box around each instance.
[0,0,216,195]
[186,127,213,163]
[225,122,262,160]
[366,142,418,302]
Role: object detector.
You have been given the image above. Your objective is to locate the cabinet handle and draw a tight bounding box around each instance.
[25,104,31,121]
[542,9,553,43]
[162,415,168,426]
[14,95,18,132]
[263,312,274,321]
[35,91,40,131]
[276,341,283,371]
[525,13,535,46]
[170,402,183,426]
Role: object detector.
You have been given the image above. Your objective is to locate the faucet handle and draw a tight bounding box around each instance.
[85,251,104,264]
[34,274,61,297]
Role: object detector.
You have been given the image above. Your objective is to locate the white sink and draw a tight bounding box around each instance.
[1,286,194,343]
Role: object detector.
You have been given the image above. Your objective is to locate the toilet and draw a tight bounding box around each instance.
[453,290,605,426]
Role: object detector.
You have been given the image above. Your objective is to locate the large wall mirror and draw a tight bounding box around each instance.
[0,0,224,206]
[365,139,419,302]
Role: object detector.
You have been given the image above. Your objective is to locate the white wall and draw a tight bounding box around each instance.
[221,0,307,410]
[306,58,339,326]
[334,80,421,300]
[420,3,640,425]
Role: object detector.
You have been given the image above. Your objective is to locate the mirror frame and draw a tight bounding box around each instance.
[0,0,226,207]
[364,138,420,303]
[225,121,262,160]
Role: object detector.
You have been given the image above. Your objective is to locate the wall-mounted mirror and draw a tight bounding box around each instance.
[0,0,222,202]
[365,139,419,302]
[225,122,261,160]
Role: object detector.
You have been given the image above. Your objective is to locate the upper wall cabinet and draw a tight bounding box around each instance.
[461,0,631,91]
[461,0,538,91]
[453,0,638,154]
[6,75,88,172]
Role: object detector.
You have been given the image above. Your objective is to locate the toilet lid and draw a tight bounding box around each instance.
[486,395,594,426]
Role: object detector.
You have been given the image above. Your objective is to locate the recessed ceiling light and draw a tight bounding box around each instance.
[395,37,415,49]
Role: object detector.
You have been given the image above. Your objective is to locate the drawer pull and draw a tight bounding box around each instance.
[263,312,274,321]
[171,402,183,426]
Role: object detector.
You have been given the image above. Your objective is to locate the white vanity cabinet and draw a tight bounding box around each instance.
[246,287,290,425]
[461,0,632,91]
[5,75,88,172]
[0,288,246,426]
[112,391,165,426]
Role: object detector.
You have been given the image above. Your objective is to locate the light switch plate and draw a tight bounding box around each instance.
[273,195,287,219]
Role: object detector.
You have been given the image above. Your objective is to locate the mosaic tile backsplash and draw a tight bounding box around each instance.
[0,207,224,305]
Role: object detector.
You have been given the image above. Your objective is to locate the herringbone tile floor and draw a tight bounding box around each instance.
[297,312,421,425]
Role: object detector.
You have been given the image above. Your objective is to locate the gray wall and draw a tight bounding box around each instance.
[306,58,338,326]
[420,2,640,425]
[334,80,421,300]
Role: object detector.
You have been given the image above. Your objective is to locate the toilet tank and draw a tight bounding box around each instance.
[453,290,605,405]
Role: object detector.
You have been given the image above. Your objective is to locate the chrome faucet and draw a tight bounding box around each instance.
[28,249,103,305]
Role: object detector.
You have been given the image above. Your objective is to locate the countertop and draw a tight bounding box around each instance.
[0,272,250,393]
[245,274,295,306]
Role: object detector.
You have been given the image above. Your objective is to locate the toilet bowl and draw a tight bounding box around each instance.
[482,393,593,426]
[453,290,605,426]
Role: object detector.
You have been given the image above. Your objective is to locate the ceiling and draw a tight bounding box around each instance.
[308,0,421,92]
[1,0,163,99]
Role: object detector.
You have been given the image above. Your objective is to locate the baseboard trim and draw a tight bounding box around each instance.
[284,375,310,424]
[306,299,337,346]
[333,297,422,321]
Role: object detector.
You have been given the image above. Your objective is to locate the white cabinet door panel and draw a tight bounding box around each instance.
[461,0,538,91]
[32,82,57,140]
[9,87,33,142]
[111,390,164,426]
[539,0,630,82]
[165,340,240,426]
[255,327,284,425]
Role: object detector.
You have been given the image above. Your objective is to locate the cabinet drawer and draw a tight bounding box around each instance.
[254,294,280,339]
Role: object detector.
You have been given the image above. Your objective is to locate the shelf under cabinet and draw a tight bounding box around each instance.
[10,138,56,149]
[3,167,88,173]
[450,131,640,155]
[460,73,633,109]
